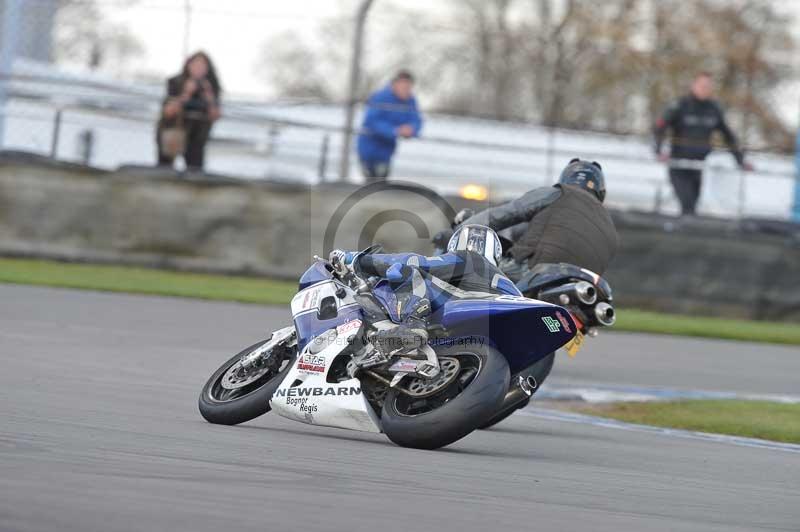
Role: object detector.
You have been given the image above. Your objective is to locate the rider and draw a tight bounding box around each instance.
[330,225,517,363]
[461,158,620,287]
[357,225,517,295]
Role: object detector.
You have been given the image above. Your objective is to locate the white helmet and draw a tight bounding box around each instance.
[447,224,502,266]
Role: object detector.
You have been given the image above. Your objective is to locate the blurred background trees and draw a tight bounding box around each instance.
[54,0,144,74]
[257,0,795,152]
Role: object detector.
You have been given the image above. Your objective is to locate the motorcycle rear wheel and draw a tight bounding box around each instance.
[381,343,509,450]
[198,329,297,426]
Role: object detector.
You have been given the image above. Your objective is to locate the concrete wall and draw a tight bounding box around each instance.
[607,213,800,321]
[0,154,456,279]
[1,153,798,322]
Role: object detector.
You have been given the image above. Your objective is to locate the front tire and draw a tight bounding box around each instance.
[381,343,509,450]
[199,329,296,426]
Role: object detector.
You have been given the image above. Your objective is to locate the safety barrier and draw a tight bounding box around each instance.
[1,153,798,321]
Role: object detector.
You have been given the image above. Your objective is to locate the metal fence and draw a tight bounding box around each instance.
[1,0,799,221]
[1,70,798,221]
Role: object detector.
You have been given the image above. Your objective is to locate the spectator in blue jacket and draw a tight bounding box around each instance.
[357,70,423,181]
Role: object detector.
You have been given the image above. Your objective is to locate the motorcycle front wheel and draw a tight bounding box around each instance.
[198,327,297,426]
[381,343,509,450]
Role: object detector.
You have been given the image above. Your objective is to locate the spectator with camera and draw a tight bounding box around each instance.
[157,51,222,172]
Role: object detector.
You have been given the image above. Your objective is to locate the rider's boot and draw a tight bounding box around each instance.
[372,318,429,358]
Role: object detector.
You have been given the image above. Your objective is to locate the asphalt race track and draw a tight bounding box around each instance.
[550,330,800,396]
[1,284,798,532]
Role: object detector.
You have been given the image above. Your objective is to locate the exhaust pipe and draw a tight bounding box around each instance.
[519,375,538,396]
[497,374,539,411]
[538,281,597,306]
[594,302,616,326]
[574,281,598,305]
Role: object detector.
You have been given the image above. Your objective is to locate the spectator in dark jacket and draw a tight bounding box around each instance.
[357,70,423,181]
[157,51,222,171]
[654,72,752,216]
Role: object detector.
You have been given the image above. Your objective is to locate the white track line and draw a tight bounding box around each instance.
[519,408,800,454]
[536,382,800,404]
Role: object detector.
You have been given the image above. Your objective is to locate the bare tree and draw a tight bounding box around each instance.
[254,0,795,152]
[255,32,333,101]
[648,0,795,151]
[53,0,144,73]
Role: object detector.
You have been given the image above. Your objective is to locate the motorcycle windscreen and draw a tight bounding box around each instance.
[298,260,334,291]
[437,298,576,374]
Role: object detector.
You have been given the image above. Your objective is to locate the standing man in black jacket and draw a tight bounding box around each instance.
[654,72,753,216]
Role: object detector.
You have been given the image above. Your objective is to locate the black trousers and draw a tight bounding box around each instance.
[359,160,391,182]
[157,119,213,171]
[669,167,703,215]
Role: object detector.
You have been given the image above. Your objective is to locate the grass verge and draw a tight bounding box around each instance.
[0,257,798,345]
[574,400,800,444]
[615,308,800,346]
[0,257,296,305]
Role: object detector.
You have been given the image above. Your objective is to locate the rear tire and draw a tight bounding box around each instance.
[381,343,509,450]
[199,332,296,426]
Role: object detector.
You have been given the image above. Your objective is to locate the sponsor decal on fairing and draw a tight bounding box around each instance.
[273,386,362,398]
[302,288,320,310]
[336,319,362,335]
[555,311,572,334]
[542,316,561,333]
[297,354,326,374]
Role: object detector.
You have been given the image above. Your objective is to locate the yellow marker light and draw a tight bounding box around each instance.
[460,184,488,201]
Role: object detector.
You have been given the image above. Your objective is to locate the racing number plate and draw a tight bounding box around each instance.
[564,330,585,358]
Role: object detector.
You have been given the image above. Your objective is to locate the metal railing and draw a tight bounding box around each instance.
[1,73,796,220]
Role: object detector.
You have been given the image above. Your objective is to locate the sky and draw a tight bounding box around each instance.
[102,0,444,99]
[100,0,800,122]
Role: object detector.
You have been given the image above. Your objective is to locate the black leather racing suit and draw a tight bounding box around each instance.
[465,184,619,287]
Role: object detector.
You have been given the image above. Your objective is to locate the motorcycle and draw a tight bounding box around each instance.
[477,262,616,428]
[198,246,576,450]
[433,216,616,429]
